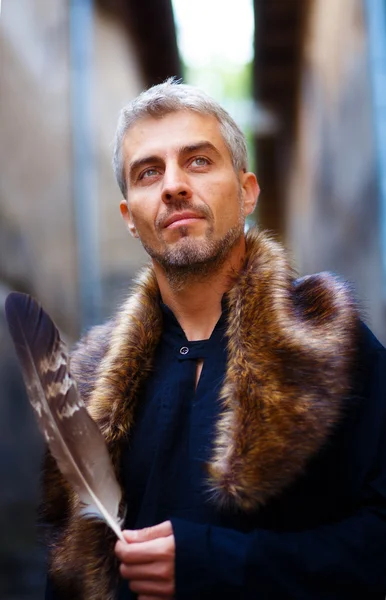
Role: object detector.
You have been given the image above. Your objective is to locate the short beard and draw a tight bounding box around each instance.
[142,221,244,290]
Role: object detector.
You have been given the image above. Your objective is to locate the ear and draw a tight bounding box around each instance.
[120,200,139,238]
[240,171,260,217]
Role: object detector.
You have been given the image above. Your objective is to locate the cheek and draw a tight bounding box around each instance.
[211,181,241,220]
[129,198,156,231]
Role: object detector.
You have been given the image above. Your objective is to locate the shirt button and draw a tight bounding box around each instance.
[180,346,189,355]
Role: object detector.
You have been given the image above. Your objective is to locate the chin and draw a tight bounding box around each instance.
[166,223,205,240]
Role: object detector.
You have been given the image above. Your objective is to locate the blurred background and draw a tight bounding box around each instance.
[0,0,385,597]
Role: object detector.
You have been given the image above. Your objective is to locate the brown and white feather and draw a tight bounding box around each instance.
[4,293,125,542]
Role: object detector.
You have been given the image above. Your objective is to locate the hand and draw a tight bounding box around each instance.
[115,520,175,600]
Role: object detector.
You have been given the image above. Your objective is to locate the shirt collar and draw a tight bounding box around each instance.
[159,297,228,360]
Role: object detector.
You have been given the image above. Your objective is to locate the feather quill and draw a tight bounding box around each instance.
[5,292,125,541]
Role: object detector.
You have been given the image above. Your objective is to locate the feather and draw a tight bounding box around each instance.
[4,292,125,541]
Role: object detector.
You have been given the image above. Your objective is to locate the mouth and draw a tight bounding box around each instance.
[163,212,205,229]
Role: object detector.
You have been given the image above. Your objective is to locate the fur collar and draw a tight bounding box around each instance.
[45,229,360,598]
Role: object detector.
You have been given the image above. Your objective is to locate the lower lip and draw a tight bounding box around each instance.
[166,217,203,229]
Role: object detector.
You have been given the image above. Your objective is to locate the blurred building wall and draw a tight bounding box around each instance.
[93,8,149,319]
[285,0,385,342]
[0,0,147,340]
[0,0,77,336]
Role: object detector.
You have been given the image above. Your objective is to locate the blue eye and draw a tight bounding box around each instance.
[192,157,209,167]
[140,168,159,179]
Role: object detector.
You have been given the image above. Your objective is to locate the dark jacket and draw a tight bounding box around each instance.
[43,230,386,599]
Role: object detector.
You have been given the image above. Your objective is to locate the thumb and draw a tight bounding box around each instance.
[122,520,173,543]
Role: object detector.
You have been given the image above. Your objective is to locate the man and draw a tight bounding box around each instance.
[44,79,386,600]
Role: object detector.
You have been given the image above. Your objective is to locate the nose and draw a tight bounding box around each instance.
[161,164,192,204]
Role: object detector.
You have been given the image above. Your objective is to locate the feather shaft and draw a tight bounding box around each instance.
[5,292,125,541]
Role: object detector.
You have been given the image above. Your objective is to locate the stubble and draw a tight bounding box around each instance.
[140,196,245,289]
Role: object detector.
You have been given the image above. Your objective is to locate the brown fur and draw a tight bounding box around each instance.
[43,230,360,599]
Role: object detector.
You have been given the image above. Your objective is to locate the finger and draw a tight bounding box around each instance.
[138,596,173,600]
[120,557,174,582]
[138,596,174,600]
[116,536,174,564]
[129,578,174,597]
[123,521,173,543]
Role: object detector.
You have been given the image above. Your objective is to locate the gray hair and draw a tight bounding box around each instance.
[113,78,248,198]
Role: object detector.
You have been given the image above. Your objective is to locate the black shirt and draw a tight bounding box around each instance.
[120,301,228,530]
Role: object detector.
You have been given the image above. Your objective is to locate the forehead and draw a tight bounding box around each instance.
[122,110,230,163]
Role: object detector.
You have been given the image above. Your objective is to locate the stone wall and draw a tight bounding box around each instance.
[0,0,147,339]
[286,0,385,343]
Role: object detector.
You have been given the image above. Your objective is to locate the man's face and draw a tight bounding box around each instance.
[120,110,257,273]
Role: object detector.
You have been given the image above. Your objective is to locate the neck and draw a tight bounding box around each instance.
[154,237,246,341]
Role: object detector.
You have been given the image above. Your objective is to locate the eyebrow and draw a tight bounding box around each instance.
[128,155,161,181]
[177,141,222,158]
[127,141,222,181]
